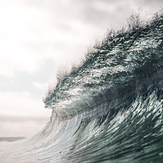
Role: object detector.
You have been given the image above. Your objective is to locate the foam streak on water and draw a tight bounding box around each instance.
[0,14,163,163]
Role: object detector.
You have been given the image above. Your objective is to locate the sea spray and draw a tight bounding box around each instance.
[0,13,163,163]
[44,14,163,120]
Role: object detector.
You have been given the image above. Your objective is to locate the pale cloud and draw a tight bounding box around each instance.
[0,1,56,77]
[33,81,48,91]
[0,92,51,117]
[0,0,94,78]
[0,120,48,137]
[0,48,39,77]
[92,1,130,13]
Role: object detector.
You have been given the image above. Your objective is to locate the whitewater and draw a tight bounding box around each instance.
[0,13,163,163]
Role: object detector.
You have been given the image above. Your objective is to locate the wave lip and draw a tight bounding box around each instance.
[44,15,163,120]
[1,14,163,163]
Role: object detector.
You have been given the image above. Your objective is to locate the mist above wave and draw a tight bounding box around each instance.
[1,12,163,163]
[43,13,163,119]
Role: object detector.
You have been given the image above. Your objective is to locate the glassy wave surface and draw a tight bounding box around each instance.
[1,14,163,163]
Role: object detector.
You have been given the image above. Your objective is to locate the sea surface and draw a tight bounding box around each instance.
[0,14,163,163]
[0,137,26,142]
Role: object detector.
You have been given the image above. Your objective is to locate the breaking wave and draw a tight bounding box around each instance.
[1,13,163,163]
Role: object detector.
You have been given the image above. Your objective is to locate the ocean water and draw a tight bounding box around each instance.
[0,14,163,163]
[0,137,26,142]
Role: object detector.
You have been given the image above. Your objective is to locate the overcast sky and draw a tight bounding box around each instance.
[0,0,162,138]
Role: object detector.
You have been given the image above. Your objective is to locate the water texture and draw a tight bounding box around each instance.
[0,14,163,163]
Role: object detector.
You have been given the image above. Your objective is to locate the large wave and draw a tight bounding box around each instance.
[1,14,163,163]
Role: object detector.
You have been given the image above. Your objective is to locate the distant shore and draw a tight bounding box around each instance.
[0,137,26,142]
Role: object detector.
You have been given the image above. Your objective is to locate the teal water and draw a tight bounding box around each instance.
[0,14,163,163]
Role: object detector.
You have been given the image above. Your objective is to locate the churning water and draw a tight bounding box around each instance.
[1,14,163,163]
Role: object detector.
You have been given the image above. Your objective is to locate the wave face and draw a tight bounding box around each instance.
[1,15,163,163]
